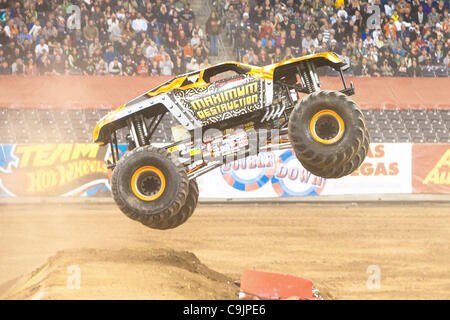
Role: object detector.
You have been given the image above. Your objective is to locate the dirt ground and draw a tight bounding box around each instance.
[0,202,449,300]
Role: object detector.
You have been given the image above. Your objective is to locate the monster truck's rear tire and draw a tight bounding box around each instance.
[141,179,199,230]
[288,90,366,168]
[111,146,189,227]
[301,128,370,179]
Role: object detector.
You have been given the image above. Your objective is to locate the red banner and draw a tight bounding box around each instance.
[412,144,450,194]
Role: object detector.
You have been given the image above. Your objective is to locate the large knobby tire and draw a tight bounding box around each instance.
[301,127,370,179]
[111,146,189,228]
[288,90,366,168]
[141,179,199,230]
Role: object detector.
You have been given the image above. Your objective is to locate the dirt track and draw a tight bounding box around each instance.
[0,202,449,299]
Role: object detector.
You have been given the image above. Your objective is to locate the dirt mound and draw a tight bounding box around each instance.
[0,248,238,300]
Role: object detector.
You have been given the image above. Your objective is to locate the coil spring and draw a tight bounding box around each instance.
[134,118,147,146]
[302,67,314,93]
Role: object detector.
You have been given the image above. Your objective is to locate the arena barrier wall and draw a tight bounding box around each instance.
[0,76,449,110]
[0,143,449,197]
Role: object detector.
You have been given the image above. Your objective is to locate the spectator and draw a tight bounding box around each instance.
[52,54,66,75]
[123,57,137,76]
[96,58,109,75]
[356,57,371,76]
[11,58,25,75]
[205,11,220,56]
[137,58,150,76]
[381,59,394,76]
[43,21,56,39]
[132,12,148,33]
[408,58,423,77]
[37,53,51,75]
[225,5,239,38]
[185,57,199,72]
[159,53,174,76]
[24,58,37,75]
[122,21,136,42]
[110,20,124,42]
[370,63,382,77]
[144,39,158,60]
[0,60,9,74]
[84,57,96,75]
[84,20,99,43]
[150,60,159,76]
[104,45,121,64]
[109,57,123,76]
[35,38,49,57]
[397,58,409,76]
[428,7,440,26]
[28,19,42,38]
[180,4,195,24]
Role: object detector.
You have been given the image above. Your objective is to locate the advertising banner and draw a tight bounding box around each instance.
[0,144,111,197]
[197,143,412,198]
[412,144,450,194]
[322,143,412,195]
[3,142,449,198]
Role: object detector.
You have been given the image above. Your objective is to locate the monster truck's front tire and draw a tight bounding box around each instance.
[301,127,370,179]
[288,90,366,168]
[111,146,189,228]
[142,179,199,230]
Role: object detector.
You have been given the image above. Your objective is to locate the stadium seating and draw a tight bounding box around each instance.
[1,107,448,145]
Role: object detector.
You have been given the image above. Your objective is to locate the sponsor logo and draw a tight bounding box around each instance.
[351,144,399,176]
[412,144,450,194]
[221,153,276,191]
[423,148,450,185]
[271,150,325,197]
[220,149,326,196]
[189,82,259,119]
[0,144,109,196]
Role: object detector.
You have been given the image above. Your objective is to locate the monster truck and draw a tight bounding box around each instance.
[93,52,369,230]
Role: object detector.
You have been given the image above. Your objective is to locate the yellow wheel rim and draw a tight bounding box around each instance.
[310,109,345,144]
[131,166,166,201]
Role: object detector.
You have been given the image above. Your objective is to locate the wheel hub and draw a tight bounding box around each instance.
[315,114,340,141]
[137,173,162,197]
[310,109,345,144]
[130,166,166,201]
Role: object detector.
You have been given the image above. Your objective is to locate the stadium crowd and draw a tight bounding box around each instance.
[0,0,448,77]
[0,0,211,75]
[222,0,449,76]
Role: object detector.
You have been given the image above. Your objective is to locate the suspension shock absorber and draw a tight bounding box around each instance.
[299,65,313,93]
[298,63,319,93]
[303,71,314,93]
[134,116,147,146]
[127,115,147,147]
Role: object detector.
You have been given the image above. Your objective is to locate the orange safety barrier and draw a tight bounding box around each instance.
[0,75,449,110]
